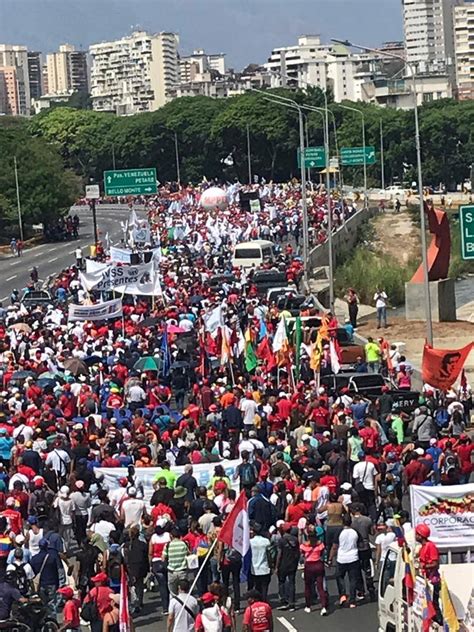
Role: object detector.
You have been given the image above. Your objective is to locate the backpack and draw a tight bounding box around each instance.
[223,546,242,566]
[34,491,50,520]
[240,462,257,487]
[107,551,122,583]
[441,453,458,477]
[10,563,29,595]
[435,408,449,428]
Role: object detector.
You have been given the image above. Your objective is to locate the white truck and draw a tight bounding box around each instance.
[377,533,473,631]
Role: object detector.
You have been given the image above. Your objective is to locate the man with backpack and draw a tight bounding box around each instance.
[275,524,300,612]
[412,406,437,450]
[438,441,460,485]
[235,451,258,493]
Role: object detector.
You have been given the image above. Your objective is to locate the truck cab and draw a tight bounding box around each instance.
[378,536,473,632]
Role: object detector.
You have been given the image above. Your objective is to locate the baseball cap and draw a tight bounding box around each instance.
[128,486,137,496]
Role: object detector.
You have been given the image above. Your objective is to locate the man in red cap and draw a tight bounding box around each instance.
[82,572,113,632]
[415,524,441,619]
[57,586,80,632]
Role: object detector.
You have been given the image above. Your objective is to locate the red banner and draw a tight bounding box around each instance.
[421,341,473,391]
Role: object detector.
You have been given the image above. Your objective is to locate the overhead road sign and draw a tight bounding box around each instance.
[340,146,376,166]
[104,168,157,196]
[460,205,474,260]
[297,147,326,169]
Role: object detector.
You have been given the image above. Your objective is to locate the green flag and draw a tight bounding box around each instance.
[295,316,302,381]
[245,339,258,372]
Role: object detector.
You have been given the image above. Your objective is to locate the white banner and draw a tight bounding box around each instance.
[110,246,132,264]
[410,483,474,547]
[95,459,240,507]
[68,299,123,322]
[80,262,153,292]
[85,259,108,274]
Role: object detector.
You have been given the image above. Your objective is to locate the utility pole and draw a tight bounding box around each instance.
[90,197,98,247]
[380,119,385,190]
[174,132,181,185]
[246,123,252,184]
[14,156,24,242]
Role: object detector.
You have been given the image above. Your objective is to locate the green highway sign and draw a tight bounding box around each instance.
[460,205,474,260]
[103,168,157,196]
[340,146,376,166]
[297,146,326,169]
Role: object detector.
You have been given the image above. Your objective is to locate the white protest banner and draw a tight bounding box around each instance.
[68,299,123,322]
[95,459,240,507]
[85,259,108,274]
[110,246,132,264]
[410,483,474,547]
[80,262,153,292]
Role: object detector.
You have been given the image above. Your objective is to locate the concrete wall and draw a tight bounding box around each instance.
[308,206,378,271]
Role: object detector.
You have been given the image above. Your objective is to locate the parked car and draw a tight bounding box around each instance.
[20,289,52,308]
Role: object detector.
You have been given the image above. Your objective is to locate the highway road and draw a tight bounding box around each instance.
[134,572,378,632]
[0,204,143,302]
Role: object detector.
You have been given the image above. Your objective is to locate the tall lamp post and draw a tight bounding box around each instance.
[334,102,367,208]
[333,38,433,345]
[380,119,386,191]
[251,89,310,290]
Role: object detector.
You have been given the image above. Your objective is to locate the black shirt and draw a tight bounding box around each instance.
[175,473,198,502]
[0,582,21,620]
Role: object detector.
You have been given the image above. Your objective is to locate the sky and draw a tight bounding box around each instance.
[0,0,403,69]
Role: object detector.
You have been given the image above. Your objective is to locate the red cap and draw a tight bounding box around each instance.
[201,592,217,605]
[415,524,431,539]
[58,587,74,599]
[91,571,108,584]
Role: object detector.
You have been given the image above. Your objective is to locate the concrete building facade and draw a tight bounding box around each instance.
[454,0,474,99]
[89,31,179,115]
[0,44,30,114]
[46,44,88,96]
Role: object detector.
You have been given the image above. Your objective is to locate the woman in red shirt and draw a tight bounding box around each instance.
[300,526,329,614]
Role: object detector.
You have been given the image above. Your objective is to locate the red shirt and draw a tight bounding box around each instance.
[419,540,440,581]
[456,443,474,475]
[277,399,292,420]
[63,599,81,628]
[243,601,273,632]
[310,406,329,428]
[85,586,113,618]
[404,459,428,485]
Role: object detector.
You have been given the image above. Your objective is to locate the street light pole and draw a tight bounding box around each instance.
[332,38,433,345]
[380,119,385,190]
[334,103,367,208]
[246,123,252,184]
[252,89,309,290]
[174,132,181,185]
[13,156,24,242]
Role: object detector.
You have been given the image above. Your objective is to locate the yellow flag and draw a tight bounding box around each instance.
[441,576,459,632]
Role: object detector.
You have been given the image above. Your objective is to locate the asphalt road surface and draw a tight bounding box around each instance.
[0,204,144,302]
[134,571,378,632]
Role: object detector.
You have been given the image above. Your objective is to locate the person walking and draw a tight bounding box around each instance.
[275,524,299,612]
[124,525,149,613]
[164,529,189,598]
[167,578,199,632]
[300,525,329,615]
[330,513,361,609]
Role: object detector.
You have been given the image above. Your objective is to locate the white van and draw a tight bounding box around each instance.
[232,240,274,269]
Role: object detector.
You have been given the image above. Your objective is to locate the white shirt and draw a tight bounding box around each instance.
[250,535,271,575]
[121,497,145,527]
[374,291,387,308]
[353,460,377,491]
[91,519,115,543]
[375,532,396,563]
[45,449,71,476]
[240,398,258,426]
[28,528,44,556]
[337,528,360,564]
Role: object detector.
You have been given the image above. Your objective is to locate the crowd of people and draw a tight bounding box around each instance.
[0,181,471,632]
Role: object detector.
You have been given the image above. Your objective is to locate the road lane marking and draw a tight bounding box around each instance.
[277,617,297,632]
[0,296,8,302]
[6,275,17,281]
[48,257,58,263]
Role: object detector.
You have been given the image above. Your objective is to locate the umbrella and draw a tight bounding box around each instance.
[84,355,102,367]
[11,370,36,380]
[39,371,65,381]
[140,317,159,328]
[8,323,32,334]
[37,377,56,389]
[170,360,190,370]
[63,358,88,375]
[133,356,161,372]
[189,295,205,305]
[167,324,185,334]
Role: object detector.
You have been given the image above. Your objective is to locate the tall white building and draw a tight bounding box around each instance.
[179,49,225,83]
[89,31,179,115]
[46,44,88,96]
[454,0,474,100]
[264,36,383,102]
[0,44,30,115]
[402,0,458,74]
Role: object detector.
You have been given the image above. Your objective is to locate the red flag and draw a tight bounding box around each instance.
[218,490,250,556]
[119,565,131,632]
[257,336,276,371]
[421,341,473,391]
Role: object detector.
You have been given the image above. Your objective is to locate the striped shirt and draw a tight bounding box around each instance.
[164,539,188,572]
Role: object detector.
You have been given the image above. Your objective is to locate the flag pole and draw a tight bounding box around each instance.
[228,359,236,386]
[175,538,218,623]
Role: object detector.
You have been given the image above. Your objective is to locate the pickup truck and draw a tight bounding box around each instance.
[320,372,420,414]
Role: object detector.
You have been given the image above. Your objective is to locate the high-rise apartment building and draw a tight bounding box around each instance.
[27,51,42,100]
[402,0,458,73]
[0,44,30,114]
[179,49,226,83]
[89,31,179,115]
[454,0,474,99]
[46,44,88,95]
[0,66,20,115]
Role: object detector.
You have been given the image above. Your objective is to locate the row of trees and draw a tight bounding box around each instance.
[28,88,474,188]
[0,89,473,235]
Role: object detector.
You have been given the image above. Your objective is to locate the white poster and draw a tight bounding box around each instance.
[80,262,153,292]
[110,246,132,264]
[95,459,240,507]
[68,299,123,322]
[410,483,474,547]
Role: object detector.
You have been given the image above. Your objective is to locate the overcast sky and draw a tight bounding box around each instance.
[0,0,403,68]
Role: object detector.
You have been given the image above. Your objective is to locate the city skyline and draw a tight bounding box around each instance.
[0,0,403,68]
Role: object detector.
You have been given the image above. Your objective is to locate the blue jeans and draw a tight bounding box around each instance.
[377,306,387,327]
